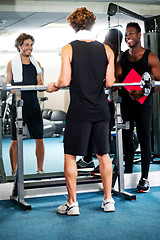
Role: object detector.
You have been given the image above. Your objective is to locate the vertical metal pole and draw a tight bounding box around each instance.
[10,90,31,210]
[0,90,7,183]
[112,93,136,200]
[16,90,24,202]
[114,100,125,192]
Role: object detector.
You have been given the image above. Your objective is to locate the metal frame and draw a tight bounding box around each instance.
[112,93,136,200]
[1,78,158,209]
[0,90,7,183]
[9,85,47,210]
[10,90,31,210]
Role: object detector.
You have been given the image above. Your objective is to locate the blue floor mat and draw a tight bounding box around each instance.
[0,187,160,240]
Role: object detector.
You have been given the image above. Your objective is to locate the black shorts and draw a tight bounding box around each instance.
[11,105,43,140]
[64,120,110,156]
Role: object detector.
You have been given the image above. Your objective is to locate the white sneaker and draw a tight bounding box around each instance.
[101,198,115,212]
[37,170,45,174]
[57,201,80,216]
[11,170,16,176]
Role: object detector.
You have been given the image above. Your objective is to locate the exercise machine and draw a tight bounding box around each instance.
[0,72,158,209]
[43,109,66,136]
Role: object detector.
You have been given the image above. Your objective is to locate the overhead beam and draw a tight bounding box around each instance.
[0,1,160,17]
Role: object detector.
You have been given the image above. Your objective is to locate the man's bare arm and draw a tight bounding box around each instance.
[148,52,160,92]
[105,45,115,88]
[6,61,12,84]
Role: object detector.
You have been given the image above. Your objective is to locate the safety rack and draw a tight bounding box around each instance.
[1,73,158,210]
[10,89,138,211]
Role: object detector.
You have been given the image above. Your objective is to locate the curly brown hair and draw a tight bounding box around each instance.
[67,7,96,32]
[15,33,35,52]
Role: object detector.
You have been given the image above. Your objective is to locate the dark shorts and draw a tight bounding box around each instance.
[64,120,110,156]
[11,105,43,140]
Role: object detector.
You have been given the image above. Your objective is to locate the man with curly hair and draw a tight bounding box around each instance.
[47,7,115,215]
[77,28,123,174]
[6,33,45,175]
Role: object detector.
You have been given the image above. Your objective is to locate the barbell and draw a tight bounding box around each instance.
[112,72,157,96]
[0,72,159,96]
[1,84,48,92]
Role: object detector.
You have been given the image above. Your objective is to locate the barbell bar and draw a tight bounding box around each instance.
[0,72,159,94]
[2,84,48,92]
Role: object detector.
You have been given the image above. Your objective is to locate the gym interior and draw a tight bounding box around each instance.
[0,1,160,240]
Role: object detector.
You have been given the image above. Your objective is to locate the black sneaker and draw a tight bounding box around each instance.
[76,158,95,172]
[137,178,150,193]
[91,165,100,177]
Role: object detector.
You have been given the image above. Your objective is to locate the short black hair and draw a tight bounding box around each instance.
[126,22,141,33]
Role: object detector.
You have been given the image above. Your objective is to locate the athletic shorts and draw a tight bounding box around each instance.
[11,105,43,140]
[64,120,110,156]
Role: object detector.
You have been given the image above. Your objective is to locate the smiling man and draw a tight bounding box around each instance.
[116,22,160,192]
[6,33,45,175]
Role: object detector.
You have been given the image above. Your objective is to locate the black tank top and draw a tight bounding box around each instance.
[119,48,153,107]
[12,62,38,102]
[11,62,41,122]
[66,40,110,122]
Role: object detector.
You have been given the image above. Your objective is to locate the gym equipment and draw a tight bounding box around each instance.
[112,91,136,200]
[0,72,159,210]
[144,32,160,156]
[8,85,47,211]
[50,110,66,135]
[42,109,66,136]
[113,72,155,94]
[43,119,56,138]
[107,3,160,34]
[42,108,53,120]
[38,97,57,138]
[2,93,12,135]
[0,72,159,95]
[0,90,7,183]
[38,96,48,110]
[10,90,31,210]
